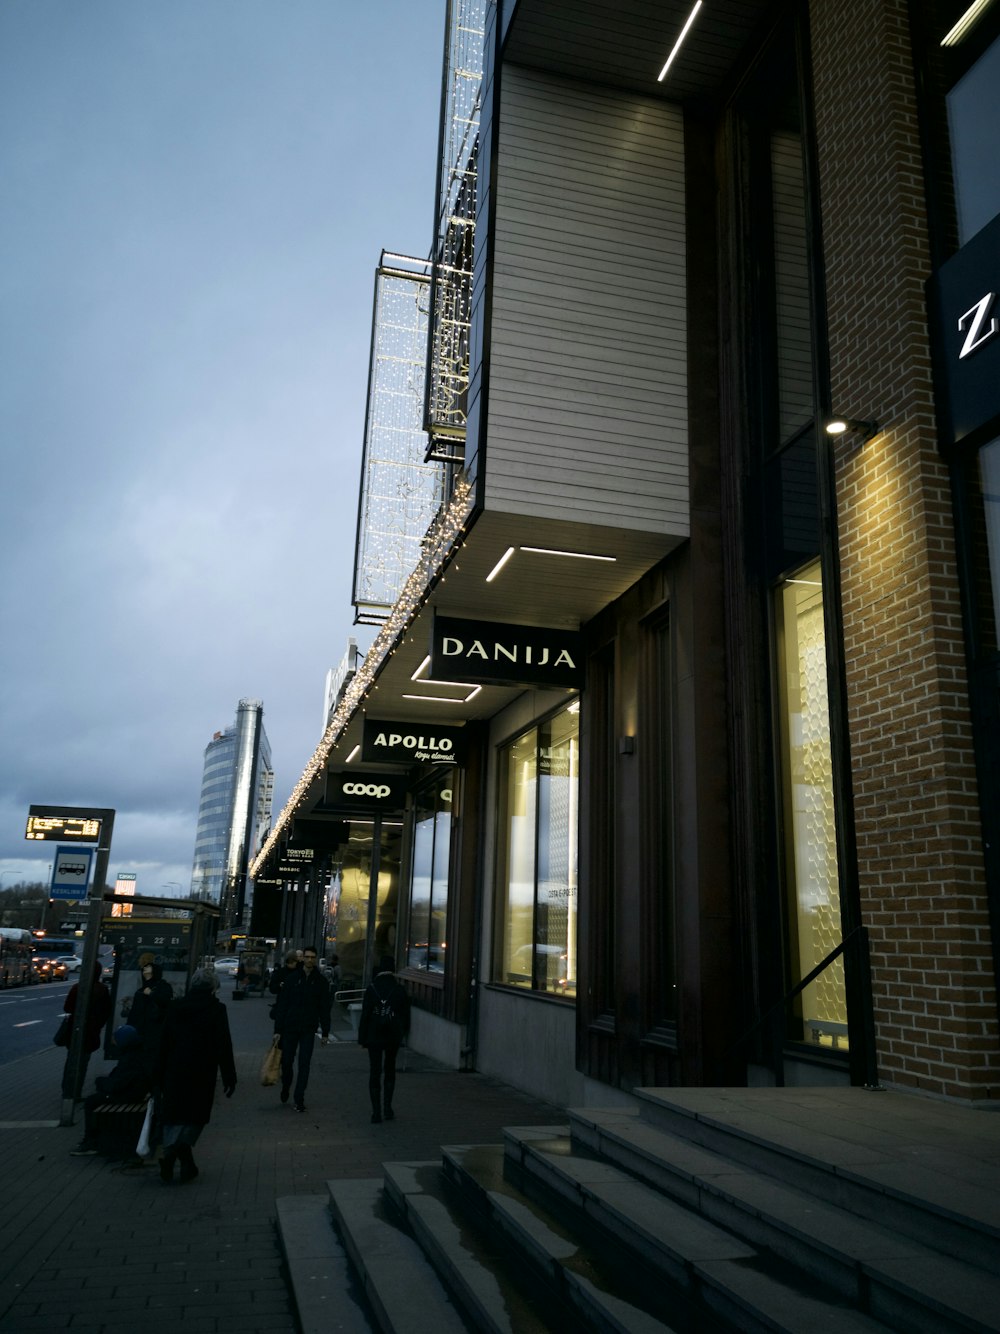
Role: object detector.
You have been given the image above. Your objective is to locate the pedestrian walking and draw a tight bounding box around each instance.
[359,954,410,1123]
[61,962,113,1100]
[272,945,330,1112]
[70,1024,149,1156]
[268,950,300,997]
[156,968,236,1184]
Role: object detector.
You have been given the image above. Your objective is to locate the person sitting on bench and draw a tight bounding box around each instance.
[70,1024,150,1156]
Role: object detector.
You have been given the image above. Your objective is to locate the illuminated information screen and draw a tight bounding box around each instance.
[25,807,104,843]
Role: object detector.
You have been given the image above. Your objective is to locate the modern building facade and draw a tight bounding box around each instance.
[191,698,273,933]
[255,0,1000,1109]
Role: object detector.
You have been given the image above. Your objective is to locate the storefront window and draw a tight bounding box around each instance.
[947,31,1000,246]
[980,437,1000,648]
[495,703,579,997]
[774,561,847,1049]
[405,773,452,972]
[333,819,402,987]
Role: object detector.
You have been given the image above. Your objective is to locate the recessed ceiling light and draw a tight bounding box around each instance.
[657,1,702,82]
[486,547,516,582]
[520,546,616,561]
[941,0,996,45]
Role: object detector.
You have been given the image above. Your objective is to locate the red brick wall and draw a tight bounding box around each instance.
[809,0,999,1099]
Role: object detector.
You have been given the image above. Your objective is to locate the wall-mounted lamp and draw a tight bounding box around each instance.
[824,416,880,446]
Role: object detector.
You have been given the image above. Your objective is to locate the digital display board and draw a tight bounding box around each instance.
[25,806,104,842]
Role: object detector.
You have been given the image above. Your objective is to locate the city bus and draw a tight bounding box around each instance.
[0,927,34,987]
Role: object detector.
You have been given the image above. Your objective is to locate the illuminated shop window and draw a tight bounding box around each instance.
[774,561,847,1050]
[495,704,579,998]
[405,772,452,973]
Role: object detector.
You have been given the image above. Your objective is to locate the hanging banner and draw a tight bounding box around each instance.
[362,718,465,765]
[325,771,407,812]
[430,615,583,688]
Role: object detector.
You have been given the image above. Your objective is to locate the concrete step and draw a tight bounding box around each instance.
[276,1194,374,1334]
[440,1143,682,1333]
[631,1089,1000,1271]
[327,1176,470,1334]
[503,1126,894,1334]
[571,1108,1000,1334]
[382,1158,556,1334]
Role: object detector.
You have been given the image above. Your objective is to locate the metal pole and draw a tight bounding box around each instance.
[59,812,114,1128]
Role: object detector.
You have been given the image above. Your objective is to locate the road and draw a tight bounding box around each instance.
[0,980,73,1065]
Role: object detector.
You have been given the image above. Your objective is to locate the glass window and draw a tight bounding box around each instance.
[947,33,1000,245]
[495,703,579,997]
[404,771,452,973]
[979,437,1000,650]
[774,561,847,1050]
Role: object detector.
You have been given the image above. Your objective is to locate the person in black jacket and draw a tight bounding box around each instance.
[61,962,113,1100]
[272,945,330,1112]
[122,955,173,1082]
[70,1024,149,1155]
[359,955,410,1124]
[156,969,236,1184]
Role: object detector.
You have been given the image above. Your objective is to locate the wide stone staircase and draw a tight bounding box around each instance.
[280,1086,1000,1333]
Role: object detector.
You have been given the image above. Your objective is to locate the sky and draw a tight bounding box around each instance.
[0,0,445,897]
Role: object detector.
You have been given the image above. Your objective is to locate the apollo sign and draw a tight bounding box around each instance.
[362,718,465,766]
[430,615,582,689]
[928,211,1000,448]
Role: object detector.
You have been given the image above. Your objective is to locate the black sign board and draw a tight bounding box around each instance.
[325,771,406,812]
[362,718,465,766]
[430,615,583,689]
[25,805,106,843]
[928,211,1000,448]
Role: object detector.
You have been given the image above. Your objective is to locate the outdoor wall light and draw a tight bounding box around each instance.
[824,416,880,445]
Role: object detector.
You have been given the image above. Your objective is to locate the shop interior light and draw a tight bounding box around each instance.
[485,546,516,582]
[519,546,616,561]
[941,0,996,45]
[657,1,702,81]
[824,416,879,444]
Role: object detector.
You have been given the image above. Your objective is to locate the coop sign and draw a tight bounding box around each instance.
[362,718,465,765]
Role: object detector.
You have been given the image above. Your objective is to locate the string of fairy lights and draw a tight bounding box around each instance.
[250,474,473,876]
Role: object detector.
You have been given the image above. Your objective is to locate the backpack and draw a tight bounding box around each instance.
[368,979,402,1045]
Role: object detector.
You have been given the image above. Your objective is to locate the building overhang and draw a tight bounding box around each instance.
[501,0,776,104]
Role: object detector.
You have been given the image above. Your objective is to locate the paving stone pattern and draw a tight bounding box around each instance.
[0,988,559,1334]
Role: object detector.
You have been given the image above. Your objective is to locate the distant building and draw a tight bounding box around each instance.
[190,699,273,932]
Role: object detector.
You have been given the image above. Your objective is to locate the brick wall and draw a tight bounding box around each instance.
[809,0,999,1098]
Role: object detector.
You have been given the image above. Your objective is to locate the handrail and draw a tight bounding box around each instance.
[722,925,879,1089]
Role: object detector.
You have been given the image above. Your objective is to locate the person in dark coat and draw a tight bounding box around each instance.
[272,945,330,1112]
[359,955,410,1124]
[123,954,173,1082]
[61,962,113,1100]
[70,1024,149,1155]
[156,968,236,1184]
[268,950,300,997]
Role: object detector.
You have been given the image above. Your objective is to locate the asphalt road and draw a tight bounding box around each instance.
[0,980,73,1064]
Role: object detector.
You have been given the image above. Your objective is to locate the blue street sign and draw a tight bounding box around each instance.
[50,845,93,900]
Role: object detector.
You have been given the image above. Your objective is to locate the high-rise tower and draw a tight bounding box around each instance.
[190,698,273,932]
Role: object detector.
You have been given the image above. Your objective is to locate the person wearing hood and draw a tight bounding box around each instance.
[156,968,236,1184]
[70,1024,149,1156]
[123,954,173,1079]
[61,962,113,1100]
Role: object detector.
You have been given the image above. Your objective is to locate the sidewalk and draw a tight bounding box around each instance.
[0,987,560,1334]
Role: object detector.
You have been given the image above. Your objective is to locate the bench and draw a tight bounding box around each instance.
[90,1096,151,1159]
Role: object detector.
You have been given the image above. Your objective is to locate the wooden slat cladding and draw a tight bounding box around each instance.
[485,66,689,537]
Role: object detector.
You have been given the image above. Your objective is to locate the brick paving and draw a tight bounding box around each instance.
[0,988,560,1333]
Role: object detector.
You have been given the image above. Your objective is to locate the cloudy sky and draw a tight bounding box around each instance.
[0,0,443,895]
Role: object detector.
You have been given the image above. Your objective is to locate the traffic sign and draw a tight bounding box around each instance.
[50,845,94,900]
